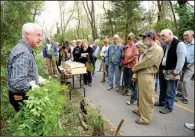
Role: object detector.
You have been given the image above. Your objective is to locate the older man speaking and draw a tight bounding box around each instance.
[132,30,163,125]
[6,23,42,112]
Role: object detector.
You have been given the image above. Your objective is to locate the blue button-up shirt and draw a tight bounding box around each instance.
[6,40,39,92]
[186,39,194,64]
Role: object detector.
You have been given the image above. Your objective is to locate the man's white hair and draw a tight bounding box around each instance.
[72,40,76,43]
[185,30,194,34]
[113,34,120,39]
[22,23,42,39]
[160,29,173,36]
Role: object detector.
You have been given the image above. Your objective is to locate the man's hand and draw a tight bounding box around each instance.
[39,82,44,87]
[122,60,128,65]
[169,74,177,80]
[187,64,191,68]
[131,78,136,84]
[29,81,40,90]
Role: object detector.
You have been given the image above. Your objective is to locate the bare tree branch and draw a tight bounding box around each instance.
[82,1,91,23]
[63,2,76,32]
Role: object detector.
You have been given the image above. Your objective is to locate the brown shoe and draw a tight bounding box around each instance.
[132,109,141,116]
[135,119,149,125]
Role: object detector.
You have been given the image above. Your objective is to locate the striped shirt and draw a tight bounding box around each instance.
[6,40,39,92]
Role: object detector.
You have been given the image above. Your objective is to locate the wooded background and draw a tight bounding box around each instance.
[1,0,194,66]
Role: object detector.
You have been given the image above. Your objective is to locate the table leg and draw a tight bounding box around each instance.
[73,75,75,88]
[80,74,82,88]
[69,89,72,100]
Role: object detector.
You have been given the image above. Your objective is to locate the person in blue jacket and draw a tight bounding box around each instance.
[43,37,58,78]
[107,34,123,92]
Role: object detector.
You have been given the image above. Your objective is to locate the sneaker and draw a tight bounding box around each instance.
[159,107,172,114]
[126,92,131,96]
[184,123,194,130]
[182,98,188,104]
[54,74,58,78]
[88,83,92,87]
[133,100,137,105]
[116,88,119,92]
[101,79,105,82]
[126,101,130,105]
[176,93,182,97]
[107,87,113,90]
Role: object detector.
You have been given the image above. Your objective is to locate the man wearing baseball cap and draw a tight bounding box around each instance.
[131,30,164,125]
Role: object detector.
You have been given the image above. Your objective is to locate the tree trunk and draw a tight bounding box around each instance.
[32,6,37,23]
[103,1,114,36]
[169,0,179,36]
[76,2,80,39]
[157,1,162,22]
[91,0,98,40]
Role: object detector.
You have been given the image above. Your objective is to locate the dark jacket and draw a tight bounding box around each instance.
[80,46,94,64]
[73,46,82,62]
[159,38,187,71]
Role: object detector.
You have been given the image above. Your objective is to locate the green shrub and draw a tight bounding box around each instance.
[4,80,68,136]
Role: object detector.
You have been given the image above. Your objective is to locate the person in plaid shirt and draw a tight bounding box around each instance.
[6,23,42,112]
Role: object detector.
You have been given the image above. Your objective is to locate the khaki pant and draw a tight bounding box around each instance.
[101,61,107,81]
[46,58,57,75]
[178,64,194,99]
[136,73,155,124]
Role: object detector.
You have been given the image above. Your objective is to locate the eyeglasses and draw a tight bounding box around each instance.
[143,36,147,39]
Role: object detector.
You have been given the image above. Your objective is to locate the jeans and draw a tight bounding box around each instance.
[106,65,108,75]
[159,69,167,104]
[155,72,159,93]
[99,61,103,71]
[123,67,137,100]
[108,63,121,88]
[164,80,178,110]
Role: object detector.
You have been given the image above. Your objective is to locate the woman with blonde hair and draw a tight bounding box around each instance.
[100,38,110,82]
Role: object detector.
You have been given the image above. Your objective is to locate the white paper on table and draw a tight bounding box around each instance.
[58,66,64,70]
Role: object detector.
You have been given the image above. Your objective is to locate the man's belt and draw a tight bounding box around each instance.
[9,91,26,101]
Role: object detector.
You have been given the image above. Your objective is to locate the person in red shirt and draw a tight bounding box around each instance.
[122,33,139,104]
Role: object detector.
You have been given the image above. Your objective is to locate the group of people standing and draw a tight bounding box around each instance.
[42,29,194,125]
[6,22,194,128]
[96,29,194,125]
[42,38,102,86]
